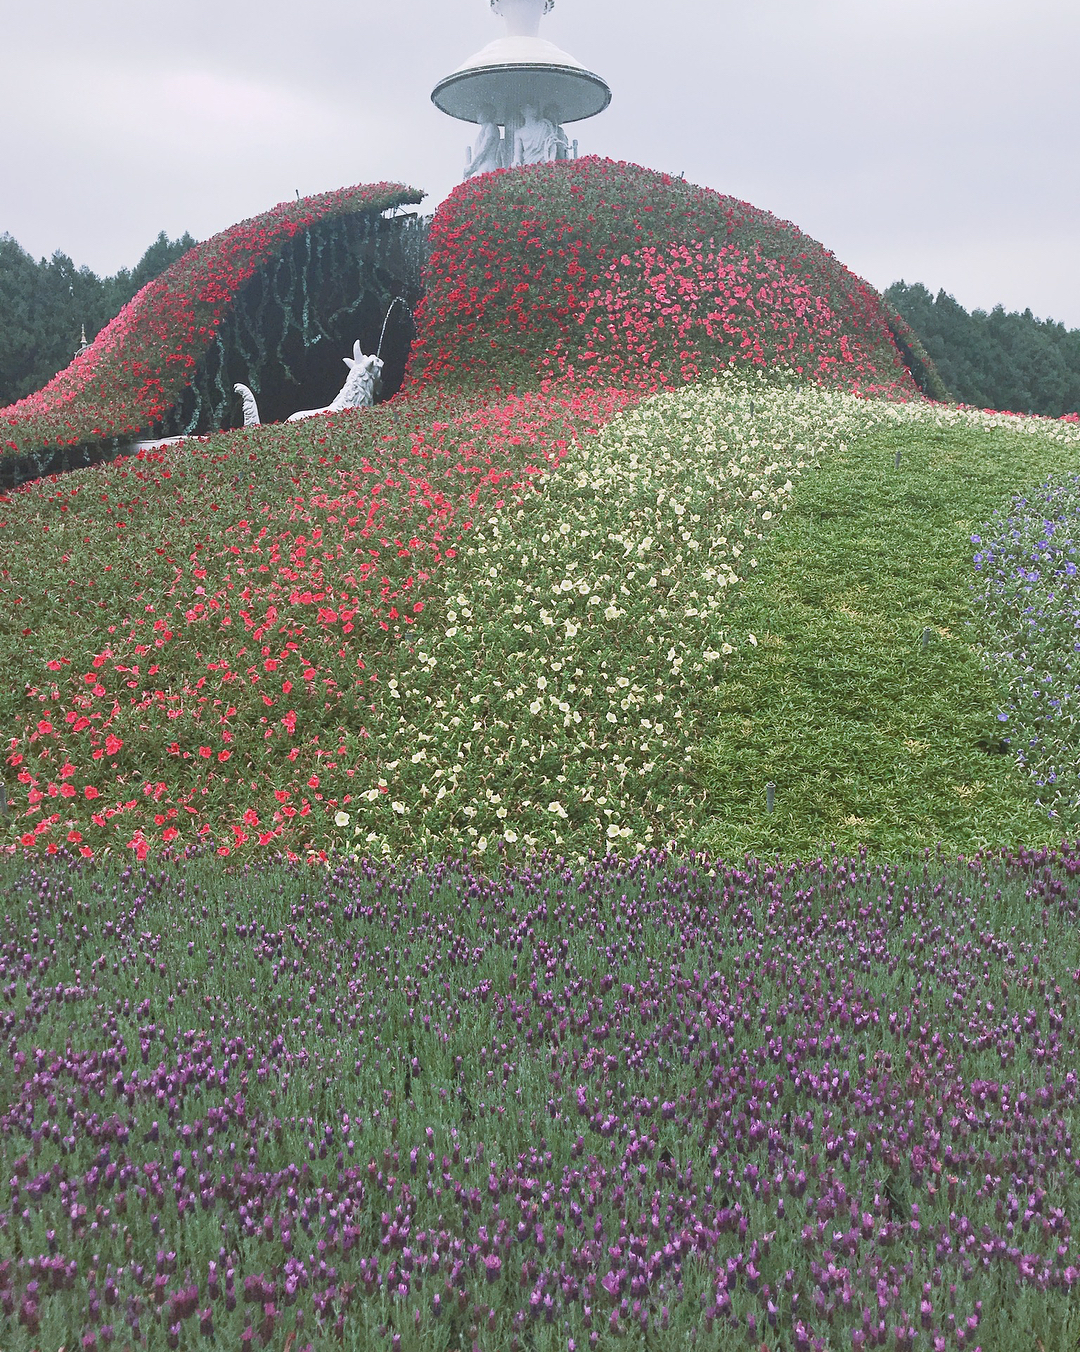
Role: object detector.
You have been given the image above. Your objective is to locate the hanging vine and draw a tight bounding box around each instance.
[160,211,429,436]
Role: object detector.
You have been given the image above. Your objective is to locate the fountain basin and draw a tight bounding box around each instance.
[432,35,610,124]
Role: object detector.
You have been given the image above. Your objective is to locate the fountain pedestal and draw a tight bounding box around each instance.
[432,0,610,176]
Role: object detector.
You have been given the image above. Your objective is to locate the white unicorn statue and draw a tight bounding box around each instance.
[234,340,383,427]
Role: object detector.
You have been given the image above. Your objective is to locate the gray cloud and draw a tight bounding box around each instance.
[4,0,1078,324]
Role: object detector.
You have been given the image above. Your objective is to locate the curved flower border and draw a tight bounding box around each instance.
[1,182,424,461]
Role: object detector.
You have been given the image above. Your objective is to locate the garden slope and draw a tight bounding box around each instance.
[1,372,1076,869]
[405,157,942,399]
[0,183,422,464]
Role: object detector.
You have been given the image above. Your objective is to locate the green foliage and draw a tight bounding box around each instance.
[887,280,1080,416]
[880,300,951,401]
[0,230,196,408]
[694,414,1074,866]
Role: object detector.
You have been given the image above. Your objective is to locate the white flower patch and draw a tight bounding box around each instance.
[348,368,1080,864]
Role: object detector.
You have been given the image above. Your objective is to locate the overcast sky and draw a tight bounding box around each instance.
[4,0,1079,326]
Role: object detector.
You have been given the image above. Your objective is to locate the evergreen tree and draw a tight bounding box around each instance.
[0,230,196,408]
[887,281,1080,417]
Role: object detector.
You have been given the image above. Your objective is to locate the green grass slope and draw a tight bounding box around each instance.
[694,409,1076,864]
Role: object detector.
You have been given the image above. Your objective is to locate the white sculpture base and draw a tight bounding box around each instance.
[464,117,578,178]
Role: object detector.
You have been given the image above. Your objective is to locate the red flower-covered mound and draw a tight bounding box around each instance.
[1,384,631,864]
[405,157,939,399]
[1,182,423,462]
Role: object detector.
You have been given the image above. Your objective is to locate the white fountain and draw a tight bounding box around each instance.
[432,0,611,178]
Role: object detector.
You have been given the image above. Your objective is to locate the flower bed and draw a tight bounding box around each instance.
[404,157,935,399]
[3,372,1076,868]
[0,183,422,463]
[970,473,1080,815]
[0,383,633,864]
[1,843,1079,1350]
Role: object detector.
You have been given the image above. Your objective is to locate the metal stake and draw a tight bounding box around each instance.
[922,627,932,650]
[766,781,775,814]
[894,450,902,469]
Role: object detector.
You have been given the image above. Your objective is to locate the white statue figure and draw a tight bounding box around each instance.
[236,382,261,427]
[465,102,506,178]
[548,109,570,160]
[514,103,563,165]
[234,341,383,427]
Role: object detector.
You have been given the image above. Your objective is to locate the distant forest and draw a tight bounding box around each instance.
[2,229,1079,418]
[887,282,1080,418]
[0,230,196,408]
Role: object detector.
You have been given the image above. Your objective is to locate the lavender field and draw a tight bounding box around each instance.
[3,840,1080,1351]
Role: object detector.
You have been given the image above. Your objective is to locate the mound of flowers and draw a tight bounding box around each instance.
[405,157,937,399]
[0,383,633,864]
[0,182,422,462]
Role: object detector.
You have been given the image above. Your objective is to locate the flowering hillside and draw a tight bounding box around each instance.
[0,183,422,464]
[405,157,941,399]
[1,371,1075,868]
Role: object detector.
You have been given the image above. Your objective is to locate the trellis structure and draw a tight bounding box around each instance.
[0,183,428,485]
[162,211,430,436]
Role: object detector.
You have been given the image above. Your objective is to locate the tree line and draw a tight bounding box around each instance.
[887,281,1080,417]
[0,230,196,408]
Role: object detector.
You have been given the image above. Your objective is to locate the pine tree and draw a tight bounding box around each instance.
[0,230,196,408]
[887,281,1080,417]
